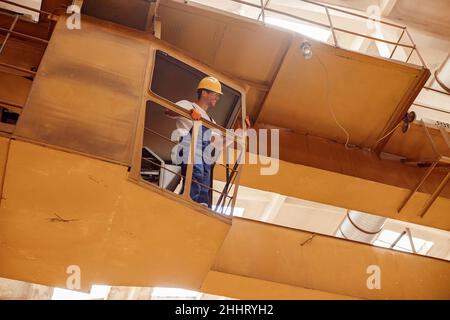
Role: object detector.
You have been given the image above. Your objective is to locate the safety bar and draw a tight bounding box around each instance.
[190,0,427,67]
[232,0,425,66]
[144,126,240,173]
[398,120,450,218]
[412,103,450,116]
[147,92,246,142]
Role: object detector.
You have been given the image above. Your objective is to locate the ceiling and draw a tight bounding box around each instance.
[319,0,450,37]
[388,0,450,37]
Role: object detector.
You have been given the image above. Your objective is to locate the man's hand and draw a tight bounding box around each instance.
[190,108,202,120]
[236,116,252,129]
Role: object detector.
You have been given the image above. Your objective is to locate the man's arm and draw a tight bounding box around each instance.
[165,107,202,120]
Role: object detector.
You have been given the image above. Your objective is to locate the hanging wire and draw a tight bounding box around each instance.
[314,52,360,150]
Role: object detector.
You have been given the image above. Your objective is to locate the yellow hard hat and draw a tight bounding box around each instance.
[197,76,223,95]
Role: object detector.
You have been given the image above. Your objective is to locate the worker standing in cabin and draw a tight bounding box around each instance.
[167,76,223,208]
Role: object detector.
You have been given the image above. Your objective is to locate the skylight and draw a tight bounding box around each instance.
[373,230,434,254]
[265,16,331,42]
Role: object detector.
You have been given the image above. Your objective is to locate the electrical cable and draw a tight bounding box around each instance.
[373,121,402,144]
[314,52,359,150]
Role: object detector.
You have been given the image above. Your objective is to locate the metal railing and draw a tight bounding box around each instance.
[188,0,427,67]
[0,0,58,77]
[398,120,450,218]
[142,100,245,217]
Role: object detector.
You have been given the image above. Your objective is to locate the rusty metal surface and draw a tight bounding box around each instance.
[14,16,150,165]
[82,0,151,31]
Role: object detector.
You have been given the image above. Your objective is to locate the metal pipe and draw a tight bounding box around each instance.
[389,29,405,59]
[259,0,265,24]
[148,94,243,141]
[405,28,427,67]
[325,7,338,47]
[398,161,438,213]
[420,172,450,218]
[0,62,36,75]
[300,0,406,30]
[346,211,383,235]
[390,230,406,248]
[257,0,270,22]
[229,163,243,217]
[231,0,331,29]
[405,47,415,64]
[423,86,450,96]
[334,27,415,49]
[144,127,177,145]
[412,103,450,115]
[405,228,417,253]
[231,1,415,50]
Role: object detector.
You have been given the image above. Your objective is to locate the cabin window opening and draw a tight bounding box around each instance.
[0,106,19,135]
[149,50,242,128]
[140,51,245,216]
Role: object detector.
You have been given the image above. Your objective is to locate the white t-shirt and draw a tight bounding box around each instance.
[174,100,216,132]
[171,100,233,151]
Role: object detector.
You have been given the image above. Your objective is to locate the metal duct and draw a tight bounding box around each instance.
[336,210,386,243]
[435,54,450,93]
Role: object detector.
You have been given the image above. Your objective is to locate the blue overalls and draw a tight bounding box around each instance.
[179,109,213,207]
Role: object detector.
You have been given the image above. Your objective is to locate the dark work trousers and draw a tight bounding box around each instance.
[180,125,213,207]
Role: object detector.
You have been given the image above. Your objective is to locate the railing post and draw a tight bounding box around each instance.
[0,14,19,55]
[389,28,405,60]
[406,46,415,64]
[259,0,266,25]
[229,161,243,217]
[405,28,427,67]
[182,120,200,201]
[325,7,338,47]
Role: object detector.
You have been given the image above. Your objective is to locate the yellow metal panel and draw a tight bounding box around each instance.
[0,73,31,107]
[201,271,359,300]
[14,17,150,165]
[0,140,230,290]
[213,218,450,300]
[159,0,290,82]
[215,153,450,231]
[271,129,450,198]
[257,39,428,148]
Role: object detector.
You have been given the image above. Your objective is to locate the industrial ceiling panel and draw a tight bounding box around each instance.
[82,0,151,31]
[256,37,429,148]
